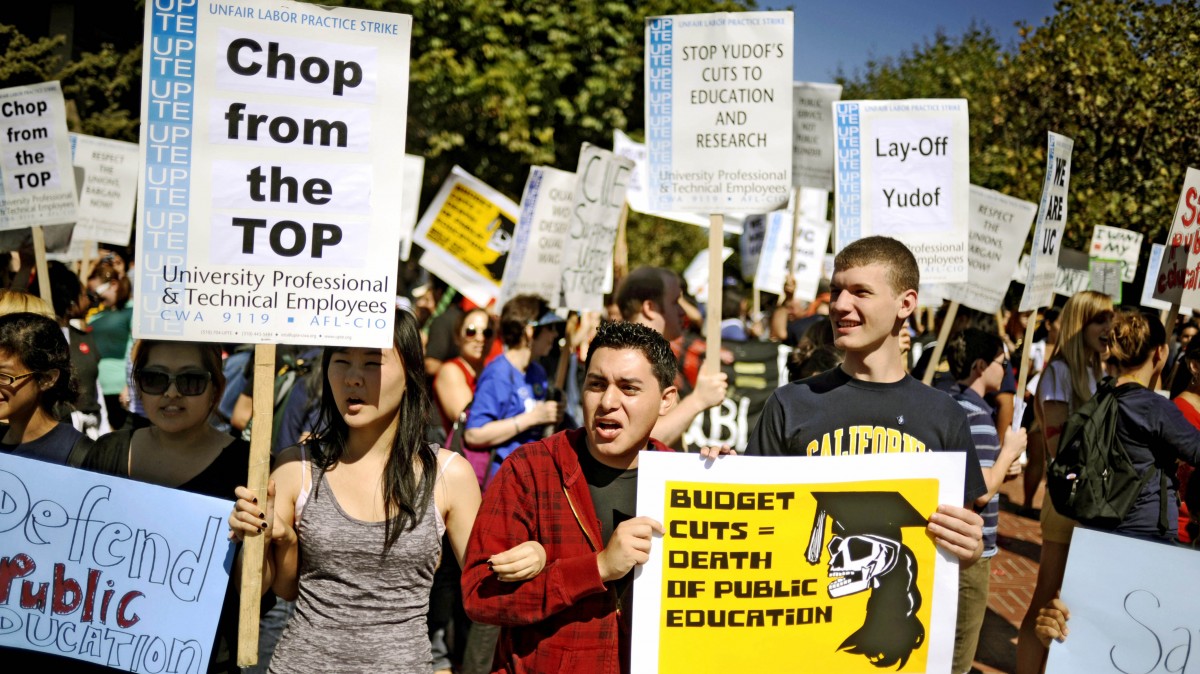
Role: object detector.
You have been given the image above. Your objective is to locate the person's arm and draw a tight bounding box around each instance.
[463,402,561,448]
[769,276,797,342]
[436,448,482,567]
[927,504,984,567]
[1041,400,1069,459]
[1035,597,1070,647]
[974,427,1026,508]
[228,446,302,598]
[650,371,727,447]
[461,457,609,626]
[231,392,253,432]
[994,392,1014,444]
[434,362,473,426]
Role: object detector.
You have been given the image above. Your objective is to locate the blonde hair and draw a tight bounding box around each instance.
[1044,290,1112,407]
[0,290,56,320]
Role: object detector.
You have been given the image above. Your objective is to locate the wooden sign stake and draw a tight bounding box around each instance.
[704,214,724,375]
[237,343,276,666]
[31,226,53,308]
[922,301,959,386]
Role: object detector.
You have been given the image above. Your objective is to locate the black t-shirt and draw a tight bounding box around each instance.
[576,441,638,673]
[0,421,81,465]
[744,367,987,503]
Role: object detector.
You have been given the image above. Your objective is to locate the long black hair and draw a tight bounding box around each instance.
[0,311,78,416]
[309,310,434,556]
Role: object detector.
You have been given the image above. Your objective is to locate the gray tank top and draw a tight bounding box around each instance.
[269,455,444,673]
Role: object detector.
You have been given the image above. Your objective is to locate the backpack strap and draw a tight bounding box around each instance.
[66,433,96,468]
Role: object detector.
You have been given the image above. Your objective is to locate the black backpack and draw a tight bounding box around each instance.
[1047,377,1168,533]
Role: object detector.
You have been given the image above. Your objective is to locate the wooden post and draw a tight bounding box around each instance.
[80,240,95,285]
[922,301,959,386]
[31,226,53,308]
[1013,309,1040,428]
[238,343,276,666]
[613,203,630,290]
[704,214,724,375]
[787,187,803,283]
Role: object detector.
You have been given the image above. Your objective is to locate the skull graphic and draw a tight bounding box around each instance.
[826,534,900,598]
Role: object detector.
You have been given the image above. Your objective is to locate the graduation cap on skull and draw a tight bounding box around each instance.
[806,492,928,599]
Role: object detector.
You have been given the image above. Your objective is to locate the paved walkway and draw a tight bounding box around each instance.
[970,479,1044,674]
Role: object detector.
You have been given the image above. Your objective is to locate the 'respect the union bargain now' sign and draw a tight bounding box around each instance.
[136,0,412,347]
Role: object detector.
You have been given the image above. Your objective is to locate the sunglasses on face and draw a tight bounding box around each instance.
[136,369,212,396]
[464,326,493,339]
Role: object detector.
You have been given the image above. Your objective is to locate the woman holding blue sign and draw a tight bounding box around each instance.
[230,310,483,672]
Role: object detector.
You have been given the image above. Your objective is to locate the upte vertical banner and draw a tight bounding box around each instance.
[0,81,78,229]
[137,0,411,347]
[1018,132,1074,312]
[644,12,793,214]
[834,99,970,283]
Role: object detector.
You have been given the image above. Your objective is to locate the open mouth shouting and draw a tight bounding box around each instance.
[593,417,623,442]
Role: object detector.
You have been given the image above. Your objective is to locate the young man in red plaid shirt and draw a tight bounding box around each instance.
[462,321,721,673]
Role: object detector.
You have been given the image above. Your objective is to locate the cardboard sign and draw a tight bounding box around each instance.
[755,211,832,303]
[632,452,963,674]
[0,81,79,230]
[1047,528,1200,673]
[940,185,1037,315]
[682,340,791,451]
[1054,248,1090,298]
[68,134,140,247]
[1018,132,1074,312]
[740,214,768,281]
[136,0,412,346]
[1089,258,1123,301]
[1089,225,1142,284]
[0,454,233,672]
[614,129,742,232]
[792,82,842,191]
[498,165,576,309]
[645,12,793,213]
[558,144,633,313]
[1152,167,1200,306]
[414,166,520,308]
[834,99,970,283]
[1141,244,1193,313]
[398,153,425,261]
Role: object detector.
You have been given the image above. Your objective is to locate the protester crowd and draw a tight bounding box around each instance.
[1,236,1198,674]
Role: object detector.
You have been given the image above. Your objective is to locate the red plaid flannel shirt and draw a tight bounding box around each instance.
[461,428,670,674]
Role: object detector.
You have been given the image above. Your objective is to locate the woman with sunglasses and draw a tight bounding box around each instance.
[83,339,248,673]
[0,311,86,465]
[434,307,494,437]
[230,310,482,672]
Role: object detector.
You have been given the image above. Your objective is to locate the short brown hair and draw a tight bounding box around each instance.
[833,236,920,296]
[498,294,549,348]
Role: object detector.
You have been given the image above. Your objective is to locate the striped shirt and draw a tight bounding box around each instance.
[952,385,1001,558]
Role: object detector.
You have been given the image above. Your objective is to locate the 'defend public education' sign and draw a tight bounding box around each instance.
[834,99,970,283]
[0,454,233,673]
[0,81,78,230]
[632,452,963,674]
[645,12,793,214]
[136,0,411,347]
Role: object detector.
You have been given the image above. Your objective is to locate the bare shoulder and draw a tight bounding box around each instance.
[436,448,478,484]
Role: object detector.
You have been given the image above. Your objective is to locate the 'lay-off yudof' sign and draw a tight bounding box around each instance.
[834,100,970,283]
[498,166,576,310]
[560,144,633,313]
[940,186,1038,315]
[792,82,842,192]
[645,12,793,214]
[0,81,79,229]
[70,134,141,247]
[1152,167,1200,307]
[1019,132,1074,312]
[137,0,412,347]
[0,454,234,672]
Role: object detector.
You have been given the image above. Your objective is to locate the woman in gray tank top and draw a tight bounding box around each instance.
[231,310,482,672]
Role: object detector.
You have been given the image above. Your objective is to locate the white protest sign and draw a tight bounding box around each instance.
[1013,253,1030,283]
[1089,258,1123,301]
[47,237,99,263]
[1152,168,1200,306]
[1142,243,1194,313]
[834,99,970,283]
[1054,248,1091,298]
[398,153,425,261]
[1047,528,1200,673]
[941,185,1037,314]
[1018,132,1074,311]
[0,81,78,229]
[740,213,767,281]
[136,0,411,347]
[683,246,733,304]
[632,452,963,674]
[792,81,841,191]
[559,143,633,313]
[69,134,140,247]
[0,454,233,671]
[755,211,832,303]
[645,12,793,213]
[614,129,728,231]
[498,165,575,309]
[1088,225,1142,284]
[414,166,520,308]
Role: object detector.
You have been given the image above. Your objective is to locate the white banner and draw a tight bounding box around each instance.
[755,211,832,303]
[0,454,233,672]
[136,0,412,346]
[398,153,425,261]
[1088,225,1142,284]
[1053,248,1091,298]
[414,166,520,308]
[645,12,793,213]
[792,81,841,191]
[1141,243,1194,313]
[0,81,78,229]
[1018,132,1074,311]
[940,185,1037,314]
[682,245,733,304]
[559,144,633,313]
[834,99,970,283]
[499,166,576,309]
[69,134,139,247]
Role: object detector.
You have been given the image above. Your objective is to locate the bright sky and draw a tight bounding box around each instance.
[757,0,1061,83]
